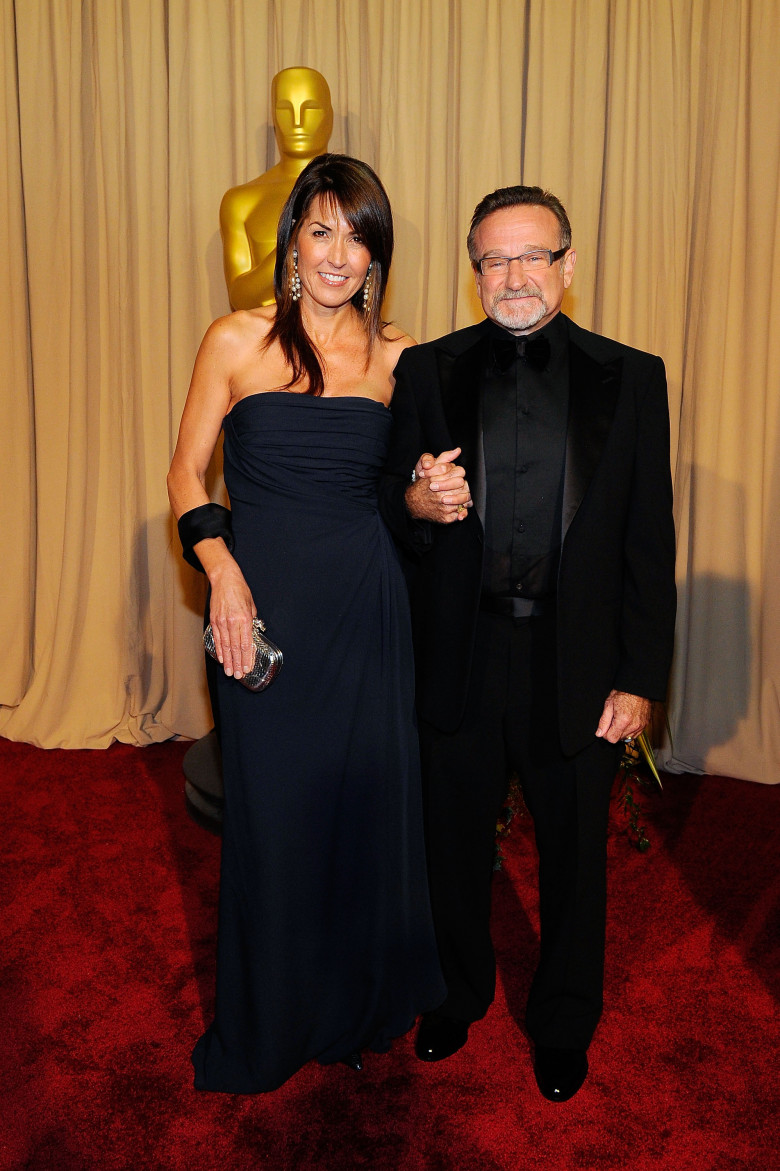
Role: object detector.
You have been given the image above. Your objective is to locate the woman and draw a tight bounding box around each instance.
[167,154,468,1093]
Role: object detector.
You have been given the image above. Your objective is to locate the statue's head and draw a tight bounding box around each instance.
[272,67,333,160]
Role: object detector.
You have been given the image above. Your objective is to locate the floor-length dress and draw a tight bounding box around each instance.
[192,391,445,1093]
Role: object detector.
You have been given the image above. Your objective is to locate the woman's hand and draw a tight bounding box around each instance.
[405,447,473,523]
[207,556,258,680]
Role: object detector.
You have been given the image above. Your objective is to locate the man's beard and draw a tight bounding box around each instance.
[490,288,548,333]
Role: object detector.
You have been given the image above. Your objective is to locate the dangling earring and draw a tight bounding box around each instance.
[290,249,301,302]
[362,262,373,312]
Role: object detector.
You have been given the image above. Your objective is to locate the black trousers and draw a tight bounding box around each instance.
[418,610,622,1050]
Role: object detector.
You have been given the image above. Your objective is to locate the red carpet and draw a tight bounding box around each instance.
[1,737,778,1170]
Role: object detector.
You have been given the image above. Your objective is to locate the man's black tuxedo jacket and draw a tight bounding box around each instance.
[378,314,677,757]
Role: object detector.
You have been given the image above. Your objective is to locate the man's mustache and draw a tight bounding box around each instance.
[494,289,544,302]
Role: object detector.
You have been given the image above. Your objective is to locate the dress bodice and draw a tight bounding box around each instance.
[223,391,392,512]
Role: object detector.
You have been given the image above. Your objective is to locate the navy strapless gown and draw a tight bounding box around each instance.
[192,392,445,1093]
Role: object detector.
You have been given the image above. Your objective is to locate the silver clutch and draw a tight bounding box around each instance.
[203,617,283,692]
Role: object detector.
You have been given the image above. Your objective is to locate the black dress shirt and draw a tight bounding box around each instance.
[480,313,569,599]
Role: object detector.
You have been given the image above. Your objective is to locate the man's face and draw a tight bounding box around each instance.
[473,205,576,334]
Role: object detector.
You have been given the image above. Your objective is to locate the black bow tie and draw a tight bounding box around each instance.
[491,331,551,374]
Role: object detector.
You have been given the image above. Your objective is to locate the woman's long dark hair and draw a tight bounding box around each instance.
[264,153,394,396]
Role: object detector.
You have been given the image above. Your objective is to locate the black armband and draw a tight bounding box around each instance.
[177,503,234,573]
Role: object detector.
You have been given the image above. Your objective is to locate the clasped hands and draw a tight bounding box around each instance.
[405,447,473,523]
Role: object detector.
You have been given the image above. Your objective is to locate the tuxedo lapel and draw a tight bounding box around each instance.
[562,339,621,540]
[438,333,491,526]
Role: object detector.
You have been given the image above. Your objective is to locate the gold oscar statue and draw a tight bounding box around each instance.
[220,66,333,309]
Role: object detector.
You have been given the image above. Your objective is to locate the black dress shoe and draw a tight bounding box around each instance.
[339,1051,363,1071]
[533,1046,588,1102]
[415,1015,469,1062]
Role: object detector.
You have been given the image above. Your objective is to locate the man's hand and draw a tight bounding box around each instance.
[595,690,652,744]
[404,447,473,524]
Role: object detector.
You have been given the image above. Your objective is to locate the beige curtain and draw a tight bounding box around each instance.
[1,2,779,782]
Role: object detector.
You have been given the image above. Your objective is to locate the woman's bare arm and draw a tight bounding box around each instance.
[167,317,257,680]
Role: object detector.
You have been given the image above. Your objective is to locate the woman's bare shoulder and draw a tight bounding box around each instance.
[204,306,276,354]
[380,323,417,364]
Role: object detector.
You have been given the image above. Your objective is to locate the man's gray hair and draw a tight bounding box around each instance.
[467,186,572,267]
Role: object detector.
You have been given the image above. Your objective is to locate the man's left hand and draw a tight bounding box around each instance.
[595,690,652,744]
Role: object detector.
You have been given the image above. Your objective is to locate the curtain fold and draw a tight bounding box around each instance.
[1,0,779,781]
[3,0,178,745]
[661,1,780,781]
[0,0,35,706]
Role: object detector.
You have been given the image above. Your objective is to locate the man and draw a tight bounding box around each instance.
[379,186,676,1102]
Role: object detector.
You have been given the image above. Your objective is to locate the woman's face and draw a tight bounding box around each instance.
[294,195,371,310]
